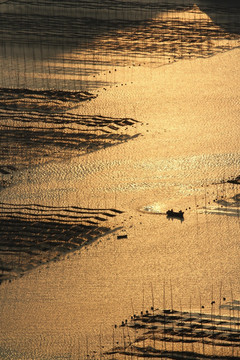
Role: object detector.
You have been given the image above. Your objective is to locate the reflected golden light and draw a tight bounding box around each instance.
[0,2,240,360]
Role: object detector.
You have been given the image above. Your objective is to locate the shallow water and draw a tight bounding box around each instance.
[0,2,239,90]
[0,2,240,359]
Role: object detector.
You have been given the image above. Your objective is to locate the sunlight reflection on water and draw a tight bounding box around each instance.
[0,4,239,90]
[141,202,166,214]
[0,2,240,360]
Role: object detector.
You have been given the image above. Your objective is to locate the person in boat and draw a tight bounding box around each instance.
[167,209,184,217]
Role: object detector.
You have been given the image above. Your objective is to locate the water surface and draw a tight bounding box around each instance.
[0,2,240,359]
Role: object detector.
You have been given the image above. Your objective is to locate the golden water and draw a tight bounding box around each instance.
[0,3,240,359]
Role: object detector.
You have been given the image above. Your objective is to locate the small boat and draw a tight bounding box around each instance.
[166,209,184,219]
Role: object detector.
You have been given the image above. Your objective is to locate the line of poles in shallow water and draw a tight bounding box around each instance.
[81,281,240,359]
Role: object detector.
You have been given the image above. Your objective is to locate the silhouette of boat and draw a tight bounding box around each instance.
[166,209,184,219]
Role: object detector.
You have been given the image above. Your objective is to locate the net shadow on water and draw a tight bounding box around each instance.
[104,303,240,359]
[195,180,240,219]
[0,202,124,284]
[201,195,240,218]
[0,87,141,188]
[0,2,239,359]
[0,87,97,113]
[0,3,239,91]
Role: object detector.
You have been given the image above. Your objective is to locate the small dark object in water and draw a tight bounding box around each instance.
[117,234,128,239]
[227,179,239,184]
[166,209,184,219]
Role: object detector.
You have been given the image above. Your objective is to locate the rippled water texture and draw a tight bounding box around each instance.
[0,1,239,90]
[0,1,240,359]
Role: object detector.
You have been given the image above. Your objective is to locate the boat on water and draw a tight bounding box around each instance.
[166,209,184,219]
